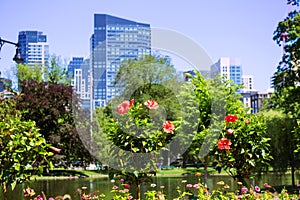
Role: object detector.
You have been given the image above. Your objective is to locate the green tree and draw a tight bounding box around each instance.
[182,71,272,186]
[114,55,181,121]
[16,64,43,89]
[271,0,300,187]
[94,55,188,199]
[46,56,70,85]
[0,98,52,200]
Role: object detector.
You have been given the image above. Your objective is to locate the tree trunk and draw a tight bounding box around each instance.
[291,161,295,187]
[1,182,8,200]
[135,177,141,200]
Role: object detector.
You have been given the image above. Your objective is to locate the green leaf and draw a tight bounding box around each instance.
[11,181,17,191]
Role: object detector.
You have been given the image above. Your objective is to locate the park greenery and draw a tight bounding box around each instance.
[0,99,53,200]
[1,0,300,199]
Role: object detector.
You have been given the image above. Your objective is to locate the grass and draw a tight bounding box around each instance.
[157,167,227,176]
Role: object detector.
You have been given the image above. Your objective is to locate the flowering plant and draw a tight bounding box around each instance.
[213,114,273,185]
[110,178,133,200]
[112,99,176,153]
[96,98,177,199]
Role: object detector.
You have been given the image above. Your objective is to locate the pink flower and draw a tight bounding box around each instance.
[50,146,61,153]
[144,100,159,109]
[254,186,260,192]
[120,178,124,182]
[112,185,118,190]
[124,183,130,189]
[263,183,271,188]
[193,184,200,190]
[162,120,175,134]
[36,195,43,200]
[150,183,156,188]
[241,187,248,194]
[245,119,250,124]
[224,114,238,123]
[218,138,232,150]
[117,99,134,114]
[186,184,193,188]
[227,129,233,134]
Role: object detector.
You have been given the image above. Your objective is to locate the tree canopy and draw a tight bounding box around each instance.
[270,0,300,187]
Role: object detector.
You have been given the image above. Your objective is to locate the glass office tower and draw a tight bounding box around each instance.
[18,31,49,79]
[90,14,151,106]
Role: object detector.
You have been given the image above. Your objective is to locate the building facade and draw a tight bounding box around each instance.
[240,89,273,113]
[18,31,49,78]
[90,14,151,106]
[211,57,242,85]
[67,57,84,78]
[68,58,91,110]
[242,74,254,91]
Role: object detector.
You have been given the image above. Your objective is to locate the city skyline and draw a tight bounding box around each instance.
[0,0,290,90]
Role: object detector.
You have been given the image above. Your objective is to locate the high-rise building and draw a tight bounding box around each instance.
[68,57,91,110]
[18,31,49,78]
[90,14,151,106]
[211,57,242,85]
[67,57,84,78]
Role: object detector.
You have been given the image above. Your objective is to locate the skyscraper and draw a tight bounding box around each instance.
[90,14,151,106]
[18,31,49,78]
[211,57,242,85]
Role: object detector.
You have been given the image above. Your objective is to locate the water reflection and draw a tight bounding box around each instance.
[1,174,297,199]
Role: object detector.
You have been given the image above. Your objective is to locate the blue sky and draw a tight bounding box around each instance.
[0,0,289,90]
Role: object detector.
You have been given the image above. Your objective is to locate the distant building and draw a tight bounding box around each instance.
[18,31,49,79]
[0,77,12,92]
[68,58,91,110]
[211,57,242,85]
[90,14,151,107]
[67,57,84,79]
[250,90,273,113]
[242,75,255,91]
[240,89,273,113]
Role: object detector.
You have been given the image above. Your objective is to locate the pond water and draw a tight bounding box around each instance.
[1,173,298,199]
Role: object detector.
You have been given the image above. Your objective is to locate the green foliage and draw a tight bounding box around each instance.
[184,71,272,184]
[95,55,184,199]
[260,110,298,172]
[46,56,70,85]
[0,98,52,199]
[213,114,272,184]
[17,64,43,86]
[114,55,181,121]
[271,1,300,186]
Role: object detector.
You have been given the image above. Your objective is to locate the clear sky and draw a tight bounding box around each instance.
[0,0,290,90]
